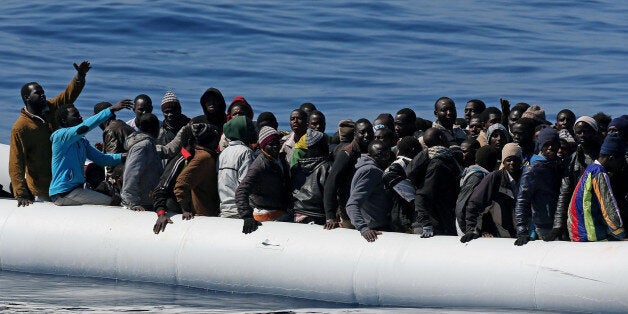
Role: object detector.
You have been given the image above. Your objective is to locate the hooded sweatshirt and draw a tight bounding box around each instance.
[121,131,163,208]
[199,87,227,128]
[346,155,393,233]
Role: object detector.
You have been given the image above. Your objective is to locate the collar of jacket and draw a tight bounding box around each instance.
[21,107,46,124]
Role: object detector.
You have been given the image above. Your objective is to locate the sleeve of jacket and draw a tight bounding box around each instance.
[415,161,441,229]
[173,153,211,213]
[8,128,31,199]
[455,172,484,231]
[594,172,625,239]
[235,157,261,219]
[237,148,255,184]
[121,144,145,208]
[323,151,350,219]
[345,167,378,233]
[157,124,192,159]
[514,166,535,236]
[554,166,574,229]
[86,141,122,167]
[47,74,85,110]
[465,172,499,233]
[55,109,114,147]
[153,156,186,211]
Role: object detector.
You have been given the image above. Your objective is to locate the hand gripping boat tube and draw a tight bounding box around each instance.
[1,143,628,312]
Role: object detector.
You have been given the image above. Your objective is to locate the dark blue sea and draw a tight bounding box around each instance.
[0,0,626,312]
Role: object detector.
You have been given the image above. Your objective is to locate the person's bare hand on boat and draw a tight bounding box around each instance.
[242,217,261,234]
[361,229,381,242]
[182,211,194,220]
[154,215,173,234]
[73,60,91,76]
[132,205,146,211]
[324,218,338,230]
[110,99,132,112]
[17,197,33,207]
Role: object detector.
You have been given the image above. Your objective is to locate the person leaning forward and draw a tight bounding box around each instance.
[9,61,90,207]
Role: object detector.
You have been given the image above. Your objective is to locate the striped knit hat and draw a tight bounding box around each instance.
[258,126,279,150]
[574,116,598,132]
[161,91,181,111]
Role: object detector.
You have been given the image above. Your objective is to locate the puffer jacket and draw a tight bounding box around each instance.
[291,156,330,218]
[236,153,291,219]
[218,140,255,218]
[455,165,490,233]
[514,154,563,236]
[121,131,163,208]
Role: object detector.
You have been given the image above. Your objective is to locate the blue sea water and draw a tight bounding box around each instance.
[0,0,626,312]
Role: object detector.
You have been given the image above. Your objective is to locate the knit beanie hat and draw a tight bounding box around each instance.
[227,96,254,121]
[609,115,628,134]
[537,127,559,147]
[574,116,598,132]
[600,133,625,157]
[258,126,279,150]
[338,119,355,142]
[223,116,249,142]
[161,91,181,111]
[486,123,510,145]
[521,105,548,124]
[93,101,112,114]
[502,143,523,162]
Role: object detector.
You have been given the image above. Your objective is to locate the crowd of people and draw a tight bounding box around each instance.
[7,61,628,245]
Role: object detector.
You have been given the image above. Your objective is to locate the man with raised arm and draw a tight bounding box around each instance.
[9,61,91,207]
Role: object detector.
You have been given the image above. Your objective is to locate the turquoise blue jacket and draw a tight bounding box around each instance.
[49,109,122,196]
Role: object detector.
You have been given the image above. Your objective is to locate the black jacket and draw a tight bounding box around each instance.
[323,143,360,219]
[555,147,597,229]
[103,119,134,154]
[291,156,330,218]
[465,169,518,237]
[236,153,291,219]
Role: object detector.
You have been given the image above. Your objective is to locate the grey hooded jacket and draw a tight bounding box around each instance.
[121,132,163,208]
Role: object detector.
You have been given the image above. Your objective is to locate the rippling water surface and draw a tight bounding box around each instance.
[0,0,626,311]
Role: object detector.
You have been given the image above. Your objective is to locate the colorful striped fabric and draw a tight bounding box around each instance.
[567,162,624,242]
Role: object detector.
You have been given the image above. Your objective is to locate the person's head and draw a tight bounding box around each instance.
[338,119,355,143]
[228,96,254,121]
[475,145,499,171]
[21,82,46,113]
[455,118,467,130]
[256,111,279,130]
[394,108,417,138]
[501,143,523,176]
[508,102,531,133]
[354,118,374,152]
[434,97,457,129]
[308,110,326,133]
[374,127,396,148]
[138,113,160,138]
[598,133,627,173]
[558,138,574,161]
[224,116,256,145]
[555,109,576,132]
[258,126,281,159]
[415,117,432,132]
[468,114,482,137]
[396,136,422,159]
[200,87,227,125]
[373,113,394,131]
[192,123,220,149]
[57,104,82,128]
[537,127,560,160]
[592,112,612,138]
[299,102,317,116]
[573,116,599,148]
[133,94,153,120]
[368,140,392,169]
[608,115,628,146]
[423,127,449,148]
[304,128,329,158]
[93,101,113,130]
[160,91,182,125]
[289,108,308,136]
[480,107,502,130]
[487,123,510,151]
[460,138,481,167]
[464,99,486,124]
[511,117,536,147]
[522,105,549,126]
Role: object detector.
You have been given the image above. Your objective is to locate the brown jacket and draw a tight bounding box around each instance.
[174,146,219,216]
[9,75,85,199]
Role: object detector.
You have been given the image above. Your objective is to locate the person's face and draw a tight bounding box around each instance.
[374,129,395,148]
[573,122,597,146]
[485,113,500,130]
[25,84,46,111]
[355,122,374,150]
[468,118,482,136]
[557,140,574,160]
[541,141,560,160]
[508,109,523,133]
[289,110,307,134]
[230,105,251,119]
[489,130,507,150]
[203,98,219,115]
[162,107,181,124]
[503,156,522,175]
[556,113,575,131]
[464,102,482,123]
[598,122,609,138]
[308,114,326,133]
[263,137,281,159]
[394,114,415,138]
[435,100,457,128]
[65,107,83,127]
[511,123,533,145]
[134,98,153,118]
[460,142,476,167]
[370,143,392,169]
